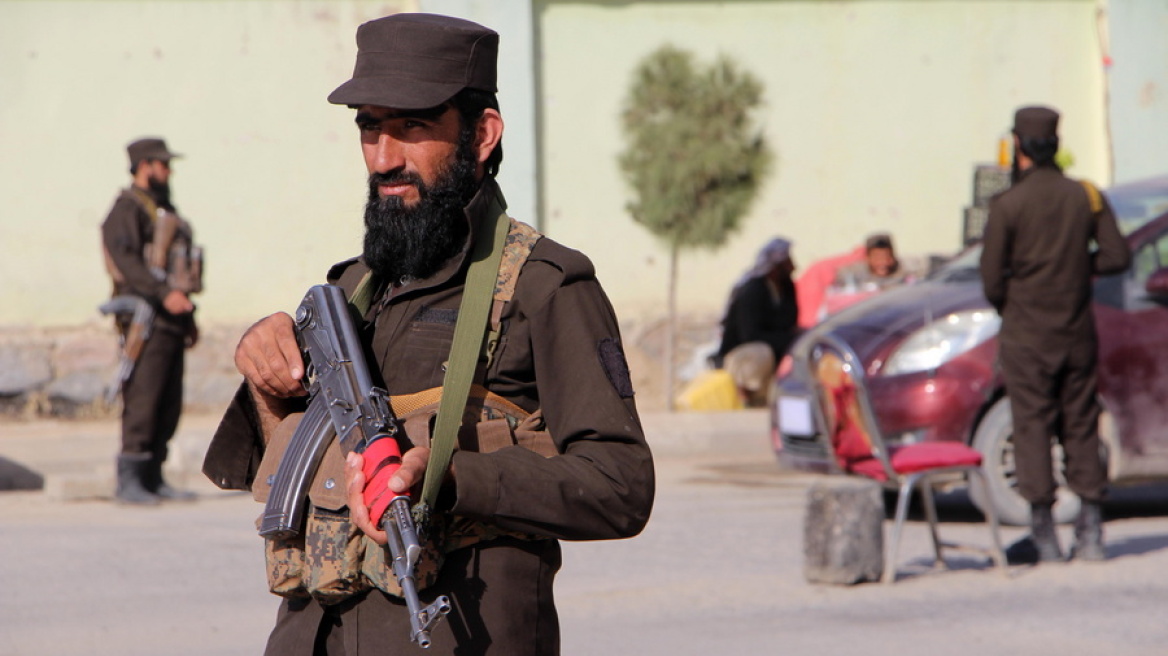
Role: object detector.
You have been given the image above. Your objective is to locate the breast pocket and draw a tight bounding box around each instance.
[399,307,458,388]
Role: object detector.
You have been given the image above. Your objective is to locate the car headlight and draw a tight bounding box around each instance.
[881,310,1000,376]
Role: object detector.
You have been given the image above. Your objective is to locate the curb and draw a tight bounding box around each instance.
[3,409,775,499]
[641,408,773,458]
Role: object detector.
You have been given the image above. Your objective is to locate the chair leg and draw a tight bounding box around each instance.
[883,478,915,584]
[969,469,1008,572]
[918,474,945,568]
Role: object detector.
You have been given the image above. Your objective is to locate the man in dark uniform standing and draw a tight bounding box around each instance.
[102,138,200,505]
[202,13,654,655]
[980,106,1131,562]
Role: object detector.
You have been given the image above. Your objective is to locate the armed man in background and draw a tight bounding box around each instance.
[980,106,1131,563]
[101,137,202,505]
[202,13,654,655]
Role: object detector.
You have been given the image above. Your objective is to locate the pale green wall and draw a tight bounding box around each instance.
[0,1,409,326]
[0,0,541,327]
[1108,0,1168,184]
[0,0,1113,328]
[536,0,1108,320]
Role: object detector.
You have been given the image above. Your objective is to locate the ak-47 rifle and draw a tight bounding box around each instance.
[259,284,450,648]
[98,295,156,406]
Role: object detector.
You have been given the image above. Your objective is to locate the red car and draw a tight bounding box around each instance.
[771,175,1168,525]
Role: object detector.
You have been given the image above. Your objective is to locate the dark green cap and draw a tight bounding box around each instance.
[1013,106,1059,140]
[328,13,498,110]
[126,137,180,165]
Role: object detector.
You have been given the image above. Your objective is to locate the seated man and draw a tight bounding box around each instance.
[714,237,800,406]
[822,232,913,316]
[794,244,866,328]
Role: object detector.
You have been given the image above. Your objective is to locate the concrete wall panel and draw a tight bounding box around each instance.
[536,0,1107,320]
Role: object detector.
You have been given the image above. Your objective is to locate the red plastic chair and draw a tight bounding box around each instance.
[801,333,1007,583]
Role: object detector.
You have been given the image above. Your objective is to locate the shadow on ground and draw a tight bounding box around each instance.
[0,457,44,491]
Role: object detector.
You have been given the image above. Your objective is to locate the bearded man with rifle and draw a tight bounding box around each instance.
[203,13,655,655]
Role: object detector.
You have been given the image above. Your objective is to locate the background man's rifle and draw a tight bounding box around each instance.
[98,295,155,406]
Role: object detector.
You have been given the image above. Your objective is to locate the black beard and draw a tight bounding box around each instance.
[362,141,479,285]
[148,178,173,210]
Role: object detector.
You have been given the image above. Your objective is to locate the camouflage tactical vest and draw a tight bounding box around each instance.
[103,187,204,295]
[251,218,556,605]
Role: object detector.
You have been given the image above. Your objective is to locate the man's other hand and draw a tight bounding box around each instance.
[345,446,432,544]
[235,312,306,398]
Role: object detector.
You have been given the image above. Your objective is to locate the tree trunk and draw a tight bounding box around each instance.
[665,241,679,411]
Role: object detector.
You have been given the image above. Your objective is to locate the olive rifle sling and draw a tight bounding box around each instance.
[416,201,511,534]
[1080,180,1104,214]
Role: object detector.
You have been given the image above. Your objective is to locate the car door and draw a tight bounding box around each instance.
[1096,221,1168,478]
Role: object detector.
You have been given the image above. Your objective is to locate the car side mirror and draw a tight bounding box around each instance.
[1145,268,1168,298]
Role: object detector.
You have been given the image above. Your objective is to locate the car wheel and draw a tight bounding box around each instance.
[968,397,1082,526]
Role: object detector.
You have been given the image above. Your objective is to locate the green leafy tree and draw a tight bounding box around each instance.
[619,45,772,409]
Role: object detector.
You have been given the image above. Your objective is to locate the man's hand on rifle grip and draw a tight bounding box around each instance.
[345,446,432,545]
[234,312,307,399]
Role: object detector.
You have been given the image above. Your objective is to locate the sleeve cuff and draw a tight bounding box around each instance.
[201,382,265,490]
[448,450,500,519]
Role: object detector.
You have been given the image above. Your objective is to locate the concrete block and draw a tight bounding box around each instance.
[0,342,52,395]
[803,476,885,585]
[0,457,44,491]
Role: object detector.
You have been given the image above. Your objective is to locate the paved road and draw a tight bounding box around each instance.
[2,411,1168,655]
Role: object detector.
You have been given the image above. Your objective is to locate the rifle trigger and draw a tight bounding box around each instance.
[329,397,355,411]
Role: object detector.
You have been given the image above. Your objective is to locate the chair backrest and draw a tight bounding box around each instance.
[795,333,897,481]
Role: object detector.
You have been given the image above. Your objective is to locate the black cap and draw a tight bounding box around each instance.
[1013,106,1060,140]
[328,13,498,110]
[865,233,894,251]
[127,137,180,165]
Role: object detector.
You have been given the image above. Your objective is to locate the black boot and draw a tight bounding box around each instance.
[1071,501,1106,561]
[116,453,161,506]
[1030,503,1064,563]
[1003,535,1039,565]
[145,454,196,502]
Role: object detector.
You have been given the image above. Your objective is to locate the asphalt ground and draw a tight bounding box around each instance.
[3,409,1168,655]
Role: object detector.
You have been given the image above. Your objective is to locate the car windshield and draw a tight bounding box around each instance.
[929,247,982,282]
[928,176,1168,283]
[1109,176,1168,234]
